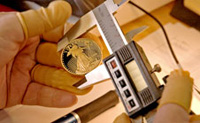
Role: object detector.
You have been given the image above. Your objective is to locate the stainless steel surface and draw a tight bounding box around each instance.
[78,64,110,89]
[125,26,148,42]
[93,2,127,53]
[57,0,127,52]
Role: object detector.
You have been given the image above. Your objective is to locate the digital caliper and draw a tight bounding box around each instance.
[93,0,163,117]
[58,0,163,118]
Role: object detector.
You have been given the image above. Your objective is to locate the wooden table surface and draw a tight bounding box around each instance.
[121,2,177,41]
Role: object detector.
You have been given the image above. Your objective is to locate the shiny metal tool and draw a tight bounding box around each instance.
[58,0,163,118]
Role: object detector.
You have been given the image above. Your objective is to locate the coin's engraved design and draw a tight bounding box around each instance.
[61,38,102,75]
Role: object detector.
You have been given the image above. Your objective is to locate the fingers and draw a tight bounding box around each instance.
[42,24,65,42]
[169,69,190,76]
[113,113,131,123]
[36,33,104,68]
[17,0,72,39]
[42,22,74,42]
[22,83,77,107]
[36,42,62,68]
[31,64,92,95]
[167,69,193,83]
[167,69,194,85]
[159,69,194,113]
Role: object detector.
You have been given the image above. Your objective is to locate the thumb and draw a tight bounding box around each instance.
[17,0,72,39]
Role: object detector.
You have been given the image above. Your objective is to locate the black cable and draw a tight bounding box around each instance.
[128,1,182,68]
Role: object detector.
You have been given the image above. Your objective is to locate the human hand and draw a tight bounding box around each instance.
[0,1,97,109]
[158,69,194,112]
[167,70,193,84]
[154,70,193,122]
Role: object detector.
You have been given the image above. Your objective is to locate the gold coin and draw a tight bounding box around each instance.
[61,38,102,75]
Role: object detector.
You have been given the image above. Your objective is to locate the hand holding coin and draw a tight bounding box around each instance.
[32,33,103,95]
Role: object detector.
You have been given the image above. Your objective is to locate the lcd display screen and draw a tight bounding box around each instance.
[125,61,147,92]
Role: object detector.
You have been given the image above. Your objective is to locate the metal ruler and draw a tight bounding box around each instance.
[57,0,127,52]
[93,0,127,53]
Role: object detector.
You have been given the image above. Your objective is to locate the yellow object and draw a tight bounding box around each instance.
[17,0,72,39]
[42,24,65,42]
[36,42,62,68]
[81,33,110,59]
[113,113,131,123]
[190,115,200,122]
[31,64,92,95]
[34,34,102,95]
[36,33,102,67]
[158,70,194,113]
[80,33,103,50]
[184,0,200,16]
